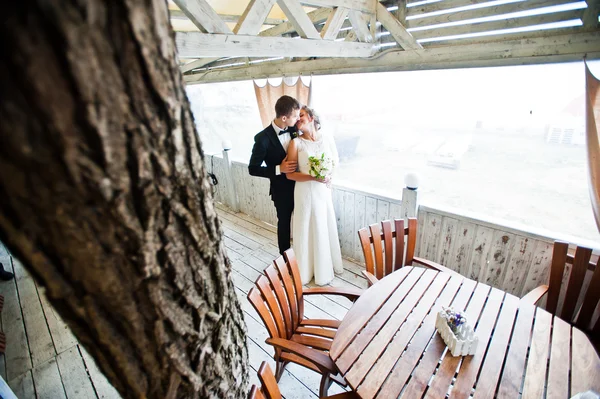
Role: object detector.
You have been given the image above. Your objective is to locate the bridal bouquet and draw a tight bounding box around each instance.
[308,153,334,180]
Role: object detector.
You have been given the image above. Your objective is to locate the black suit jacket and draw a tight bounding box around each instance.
[248,124,298,204]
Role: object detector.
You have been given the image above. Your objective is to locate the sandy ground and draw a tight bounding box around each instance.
[333,123,600,246]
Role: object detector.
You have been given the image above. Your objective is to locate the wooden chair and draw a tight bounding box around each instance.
[248,361,358,399]
[358,218,456,286]
[247,249,363,397]
[522,241,600,344]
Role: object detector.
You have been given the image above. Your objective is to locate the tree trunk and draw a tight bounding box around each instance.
[0,1,248,398]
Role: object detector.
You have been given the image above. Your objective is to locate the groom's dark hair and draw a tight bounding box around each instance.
[275,95,300,118]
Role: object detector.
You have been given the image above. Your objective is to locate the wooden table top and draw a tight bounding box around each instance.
[330,266,600,398]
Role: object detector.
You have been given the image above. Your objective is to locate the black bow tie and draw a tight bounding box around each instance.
[278,130,289,136]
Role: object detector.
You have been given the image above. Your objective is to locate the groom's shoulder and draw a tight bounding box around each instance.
[255,124,274,140]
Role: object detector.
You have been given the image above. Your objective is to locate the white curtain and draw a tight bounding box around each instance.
[254,77,311,128]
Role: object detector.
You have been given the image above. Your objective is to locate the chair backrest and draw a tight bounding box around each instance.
[248,362,281,399]
[247,248,304,341]
[357,218,418,280]
[546,241,600,336]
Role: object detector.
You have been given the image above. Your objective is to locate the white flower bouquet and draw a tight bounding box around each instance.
[308,153,334,180]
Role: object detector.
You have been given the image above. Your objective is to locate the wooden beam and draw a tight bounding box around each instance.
[411,9,584,41]
[277,0,322,39]
[183,30,600,84]
[234,0,278,35]
[406,0,577,30]
[170,9,286,26]
[299,0,376,14]
[172,0,231,34]
[321,7,350,40]
[180,58,220,73]
[175,32,375,58]
[376,3,422,49]
[583,0,600,29]
[260,7,332,37]
[348,10,373,42]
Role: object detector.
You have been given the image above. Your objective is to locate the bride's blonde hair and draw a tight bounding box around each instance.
[301,105,322,140]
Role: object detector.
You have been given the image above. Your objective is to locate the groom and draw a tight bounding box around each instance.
[248,95,300,254]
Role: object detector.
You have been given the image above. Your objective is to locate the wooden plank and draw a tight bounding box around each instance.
[176,32,375,58]
[357,272,451,398]
[496,300,536,398]
[184,31,600,85]
[32,358,67,399]
[546,316,571,399]
[421,212,443,263]
[343,191,356,260]
[336,189,346,254]
[277,0,322,39]
[1,262,32,381]
[450,219,475,275]
[56,346,97,399]
[437,216,459,269]
[179,57,220,73]
[388,201,402,221]
[365,197,377,227]
[348,9,373,42]
[571,326,600,396]
[450,288,505,397]
[321,7,350,40]
[80,347,122,399]
[520,240,553,297]
[376,2,422,50]
[330,266,414,361]
[376,199,389,224]
[260,7,332,37]
[501,236,536,296]
[234,0,278,35]
[172,0,232,34]
[466,225,494,281]
[405,0,577,29]
[521,308,552,398]
[412,9,585,42]
[343,269,438,383]
[417,281,490,399]
[354,193,366,261]
[37,285,77,355]
[8,370,35,399]
[385,278,477,399]
[472,294,519,398]
[415,209,426,257]
[300,0,375,14]
[481,230,515,289]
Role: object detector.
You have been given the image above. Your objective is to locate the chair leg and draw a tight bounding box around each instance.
[275,360,288,381]
[319,374,332,398]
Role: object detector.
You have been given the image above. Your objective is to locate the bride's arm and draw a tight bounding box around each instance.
[285,139,318,182]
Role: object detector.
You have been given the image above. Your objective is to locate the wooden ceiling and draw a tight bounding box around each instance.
[169,0,600,84]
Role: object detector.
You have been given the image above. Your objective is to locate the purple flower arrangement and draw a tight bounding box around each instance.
[441,307,467,336]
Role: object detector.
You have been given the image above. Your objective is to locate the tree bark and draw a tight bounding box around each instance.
[0,1,248,398]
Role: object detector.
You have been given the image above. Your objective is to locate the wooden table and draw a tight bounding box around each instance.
[330,266,600,398]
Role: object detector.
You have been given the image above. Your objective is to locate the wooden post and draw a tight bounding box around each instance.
[222,141,239,212]
[402,187,418,219]
[401,172,419,220]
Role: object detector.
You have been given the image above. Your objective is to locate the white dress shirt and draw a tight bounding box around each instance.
[273,121,292,175]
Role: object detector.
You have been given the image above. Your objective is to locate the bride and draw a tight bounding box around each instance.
[285,105,344,286]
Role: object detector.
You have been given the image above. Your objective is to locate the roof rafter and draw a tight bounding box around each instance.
[176,32,375,58]
[171,0,231,34]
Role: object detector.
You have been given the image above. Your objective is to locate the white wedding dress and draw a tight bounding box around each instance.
[292,132,344,286]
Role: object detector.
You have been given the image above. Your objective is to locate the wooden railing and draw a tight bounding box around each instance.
[207,150,599,297]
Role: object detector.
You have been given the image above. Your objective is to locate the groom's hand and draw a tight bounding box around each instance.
[280,157,297,173]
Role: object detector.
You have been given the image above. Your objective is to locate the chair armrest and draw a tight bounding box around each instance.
[521,285,549,305]
[361,270,379,287]
[413,257,458,276]
[303,287,363,301]
[265,337,336,373]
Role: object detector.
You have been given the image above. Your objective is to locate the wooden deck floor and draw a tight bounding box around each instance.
[0,203,366,398]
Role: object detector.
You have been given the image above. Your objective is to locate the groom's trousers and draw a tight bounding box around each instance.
[274,198,294,255]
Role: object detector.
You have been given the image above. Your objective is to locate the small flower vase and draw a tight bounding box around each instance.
[435,310,478,356]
